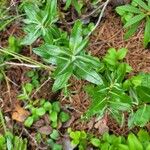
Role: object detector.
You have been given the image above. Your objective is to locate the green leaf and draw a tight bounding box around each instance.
[137,129,150,143]
[43,102,52,111]
[103,48,118,66]
[124,21,140,39]
[131,105,150,127]
[118,144,129,150]
[36,107,46,116]
[72,0,82,14]
[134,0,150,11]
[144,17,150,47]
[140,73,150,87]
[64,0,72,10]
[116,5,141,14]
[124,14,146,28]
[52,72,72,92]
[128,133,143,150]
[50,129,60,140]
[75,61,103,85]
[117,48,128,60]
[69,20,83,53]
[53,144,62,150]
[21,30,41,45]
[77,55,101,68]
[24,116,34,127]
[59,112,70,122]
[52,102,60,113]
[24,83,33,93]
[136,86,150,102]
[50,111,57,122]
[91,138,101,147]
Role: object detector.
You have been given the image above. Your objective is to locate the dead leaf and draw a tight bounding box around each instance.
[12,104,30,122]
[94,118,109,135]
[39,126,52,135]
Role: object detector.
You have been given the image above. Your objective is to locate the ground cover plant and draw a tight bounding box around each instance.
[116,0,150,47]
[0,0,150,149]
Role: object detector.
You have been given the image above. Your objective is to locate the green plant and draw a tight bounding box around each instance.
[0,109,27,150]
[18,83,34,101]
[47,129,62,150]
[116,0,150,47]
[91,130,150,150]
[84,48,150,128]
[69,129,150,150]
[22,0,58,45]
[68,128,88,150]
[33,20,103,92]
[24,99,70,127]
[0,36,22,81]
[64,0,83,14]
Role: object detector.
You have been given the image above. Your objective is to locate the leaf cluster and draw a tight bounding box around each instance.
[69,129,150,150]
[116,0,150,47]
[91,129,150,150]
[0,109,27,150]
[22,0,59,45]
[33,20,103,92]
[24,99,70,128]
[85,48,150,128]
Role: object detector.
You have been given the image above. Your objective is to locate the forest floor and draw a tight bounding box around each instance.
[0,3,150,149]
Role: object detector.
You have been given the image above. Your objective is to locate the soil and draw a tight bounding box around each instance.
[0,2,150,149]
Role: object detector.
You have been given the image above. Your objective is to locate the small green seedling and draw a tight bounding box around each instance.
[18,83,34,101]
[68,128,88,150]
[47,129,63,150]
[26,70,40,88]
[24,100,70,128]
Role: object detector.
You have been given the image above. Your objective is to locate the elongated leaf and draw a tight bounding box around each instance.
[69,20,83,53]
[136,86,150,102]
[124,21,140,39]
[116,5,141,14]
[124,14,146,28]
[72,0,82,14]
[134,105,150,127]
[21,29,41,45]
[64,0,72,10]
[24,3,40,21]
[52,72,72,92]
[144,17,150,47]
[33,44,70,57]
[128,133,144,150]
[134,0,150,11]
[117,48,128,60]
[75,61,103,85]
[75,38,88,55]
[53,60,73,76]
[77,55,101,68]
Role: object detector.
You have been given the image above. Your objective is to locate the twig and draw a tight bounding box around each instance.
[86,0,110,38]
[23,128,47,150]
[5,62,43,68]
[1,71,12,108]
[58,2,105,25]
[31,77,51,98]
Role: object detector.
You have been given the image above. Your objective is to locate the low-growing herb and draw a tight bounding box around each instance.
[116,0,150,47]
[84,48,150,128]
[24,100,70,128]
[33,20,103,92]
